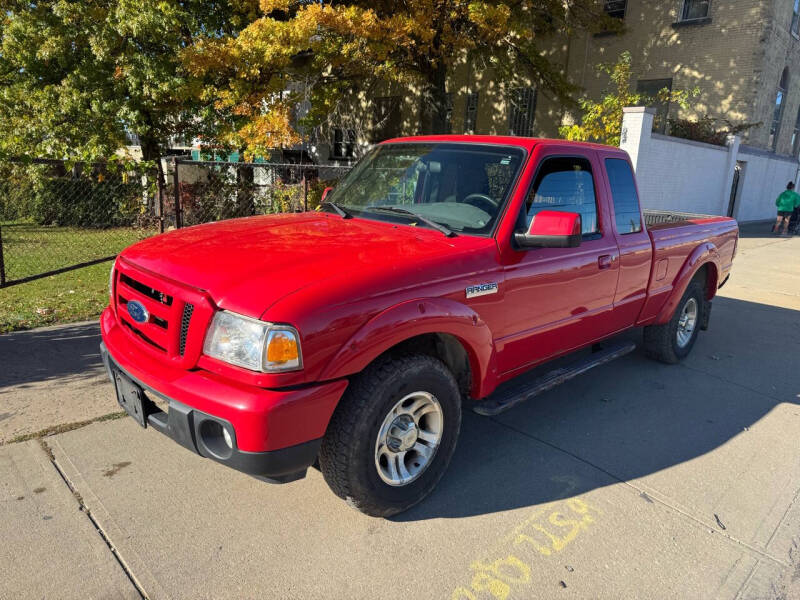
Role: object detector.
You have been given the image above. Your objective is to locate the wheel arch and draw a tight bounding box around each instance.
[653,242,720,325]
[318,298,497,399]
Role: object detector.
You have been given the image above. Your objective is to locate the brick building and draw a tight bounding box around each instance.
[323,1,800,162]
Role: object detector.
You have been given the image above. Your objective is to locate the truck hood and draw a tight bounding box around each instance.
[120,212,470,317]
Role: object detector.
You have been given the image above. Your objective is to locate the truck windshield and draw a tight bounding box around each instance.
[327,143,525,236]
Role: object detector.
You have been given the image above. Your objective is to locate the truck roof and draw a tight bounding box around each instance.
[381,134,624,154]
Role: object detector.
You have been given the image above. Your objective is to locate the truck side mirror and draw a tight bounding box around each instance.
[515,210,582,248]
[321,187,334,204]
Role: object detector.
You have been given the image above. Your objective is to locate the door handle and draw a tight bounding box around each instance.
[598,255,614,269]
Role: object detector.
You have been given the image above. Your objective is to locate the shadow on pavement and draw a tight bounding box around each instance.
[395,296,799,521]
[0,321,104,389]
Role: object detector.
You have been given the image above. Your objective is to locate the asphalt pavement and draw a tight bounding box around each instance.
[1,223,798,599]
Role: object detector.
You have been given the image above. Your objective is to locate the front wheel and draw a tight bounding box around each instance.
[319,354,462,517]
[643,279,704,364]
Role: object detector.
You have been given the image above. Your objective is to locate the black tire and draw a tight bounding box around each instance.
[318,354,462,517]
[643,279,705,364]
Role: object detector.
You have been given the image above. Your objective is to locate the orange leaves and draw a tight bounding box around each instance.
[237,107,301,159]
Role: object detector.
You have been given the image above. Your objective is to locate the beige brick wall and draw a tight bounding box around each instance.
[339,0,800,158]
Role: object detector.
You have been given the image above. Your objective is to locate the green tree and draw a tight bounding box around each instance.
[183,0,618,156]
[559,51,697,146]
[0,0,258,167]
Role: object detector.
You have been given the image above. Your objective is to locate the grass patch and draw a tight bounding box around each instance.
[2,220,153,282]
[0,221,156,333]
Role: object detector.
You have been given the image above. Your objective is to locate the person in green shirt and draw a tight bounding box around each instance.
[774,181,800,236]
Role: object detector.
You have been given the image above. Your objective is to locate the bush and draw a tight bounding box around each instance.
[668,115,761,146]
[0,163,151,227]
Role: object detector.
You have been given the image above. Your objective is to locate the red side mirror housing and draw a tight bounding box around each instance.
[320,187,334,204]
[515,210,582,248]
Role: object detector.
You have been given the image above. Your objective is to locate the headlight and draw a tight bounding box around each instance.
[202,311,302,372]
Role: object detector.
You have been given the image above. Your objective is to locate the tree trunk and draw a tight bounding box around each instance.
[139,134,167,231]
[418,63,450,135]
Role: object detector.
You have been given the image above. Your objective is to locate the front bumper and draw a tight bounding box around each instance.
[102,344,323,482]
[100,307,348,482]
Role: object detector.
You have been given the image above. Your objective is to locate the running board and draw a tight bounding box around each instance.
[473,341,637,416]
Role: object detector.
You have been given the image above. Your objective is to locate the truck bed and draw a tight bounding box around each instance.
[643,209,734,229]
[638,209,739,326]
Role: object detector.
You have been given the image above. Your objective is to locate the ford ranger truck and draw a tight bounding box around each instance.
[100,136,738,517]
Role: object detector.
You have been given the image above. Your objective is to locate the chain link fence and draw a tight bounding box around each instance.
[0,158,353,287]
[168,160,352,227]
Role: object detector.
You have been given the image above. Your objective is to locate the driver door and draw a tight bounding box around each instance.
[496,149,621,375]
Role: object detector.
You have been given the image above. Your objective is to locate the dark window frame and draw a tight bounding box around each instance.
[791,105,800,156]
[508,87,537,137]
[464,92,479,134]
[679,0,710,22]
[636,78,673,134]
[792,0,800,37]
[331,128,357,160]
[770,68,789,152]
[604,0,627,19]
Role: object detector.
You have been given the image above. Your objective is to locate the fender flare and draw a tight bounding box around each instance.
[318,297,497,398]
[653,242,720,325]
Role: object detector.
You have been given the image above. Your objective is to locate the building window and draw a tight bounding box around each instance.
[444,92,454,134]
[636,78,672,134]
[331,128,356,160]
[793,0,800,36]
[770,68,789,151]
[464,92,479,134]
[792,107,800,156]
[680,0,710,21]
[372,96,402,143]
[508,87,537,137]
[604,0,627,19]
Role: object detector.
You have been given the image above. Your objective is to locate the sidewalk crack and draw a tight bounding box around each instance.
[38,438,148,599]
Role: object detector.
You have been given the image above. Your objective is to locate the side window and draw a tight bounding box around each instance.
[523,156,598,235]
[605,158,642,234]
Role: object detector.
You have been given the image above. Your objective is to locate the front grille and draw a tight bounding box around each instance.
[121,319,167,352]
[119,272,173,306]
[179,303,194,355]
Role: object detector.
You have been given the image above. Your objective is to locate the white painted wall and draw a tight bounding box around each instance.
[620,107,800,221]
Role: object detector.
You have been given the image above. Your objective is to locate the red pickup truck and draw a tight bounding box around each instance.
[100,136,738,516]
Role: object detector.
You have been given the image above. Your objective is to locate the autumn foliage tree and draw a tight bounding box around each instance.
[0,0,258,165]
[559,51,698,146]
[183,0,615,158]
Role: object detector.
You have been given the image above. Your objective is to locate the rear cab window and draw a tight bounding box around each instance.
[520,155,600,238]
[605,158,642,234]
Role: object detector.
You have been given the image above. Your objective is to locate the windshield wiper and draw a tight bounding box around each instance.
[321,201,353,219]
[366,206,456,237]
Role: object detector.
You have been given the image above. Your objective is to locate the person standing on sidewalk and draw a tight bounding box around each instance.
[774,182,800,236]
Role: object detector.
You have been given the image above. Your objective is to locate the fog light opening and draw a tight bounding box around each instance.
[199,419,234,459]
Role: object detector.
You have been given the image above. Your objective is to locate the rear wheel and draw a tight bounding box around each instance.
[643,279,704,364]
[319,354,462,517]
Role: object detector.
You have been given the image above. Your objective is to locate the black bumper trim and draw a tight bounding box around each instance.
[100,342,320,483]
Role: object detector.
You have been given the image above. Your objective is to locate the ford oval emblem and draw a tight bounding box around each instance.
[127,300,149,324]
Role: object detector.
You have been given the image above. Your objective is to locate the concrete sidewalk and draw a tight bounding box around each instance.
[0,224,798,599]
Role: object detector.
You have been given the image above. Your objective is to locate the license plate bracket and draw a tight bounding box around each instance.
[113,368,148,428]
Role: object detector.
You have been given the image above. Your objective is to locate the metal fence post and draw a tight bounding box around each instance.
[303,174,308,212]
[157,168,165,234]
[173,159,182,228]
[0,222,6,287]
